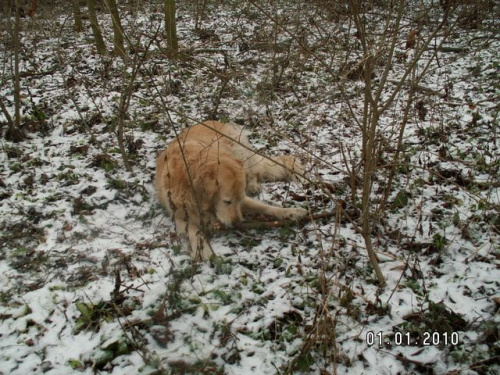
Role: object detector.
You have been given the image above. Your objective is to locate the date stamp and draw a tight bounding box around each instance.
[366,331,459,347]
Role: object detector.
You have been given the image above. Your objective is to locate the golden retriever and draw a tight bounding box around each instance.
[155,121,307,260]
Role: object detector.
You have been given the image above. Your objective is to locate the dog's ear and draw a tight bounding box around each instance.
[193,167,219,211]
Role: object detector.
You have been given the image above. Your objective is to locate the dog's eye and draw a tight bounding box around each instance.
[223,200,233,205]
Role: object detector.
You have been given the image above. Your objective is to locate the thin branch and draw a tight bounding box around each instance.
[0,98,14,129]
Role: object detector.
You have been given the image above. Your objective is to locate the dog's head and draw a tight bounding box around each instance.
[194,158,246,226]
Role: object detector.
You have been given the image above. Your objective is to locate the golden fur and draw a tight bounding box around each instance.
[155,121,306,260]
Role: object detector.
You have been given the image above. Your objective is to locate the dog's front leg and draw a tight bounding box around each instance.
[174,216,214,261]
[186,222,214,261]
[241,196,307,220]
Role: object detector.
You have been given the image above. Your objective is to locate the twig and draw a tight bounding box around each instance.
[469,355,500,370]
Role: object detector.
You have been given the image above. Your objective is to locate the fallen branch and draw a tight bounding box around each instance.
[189,48,232,54]
[19,67,59,78]
[468,35,500,46]
[427,45,468,53]
[388,80,446,98]
[394,352,436,369]
[213,209,338,232]
[376,349,436,370]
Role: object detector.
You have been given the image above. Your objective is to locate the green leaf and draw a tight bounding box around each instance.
[295,351,314,372]
[67,359,84,369]
[76,302,92,319]
[392,190,409,209]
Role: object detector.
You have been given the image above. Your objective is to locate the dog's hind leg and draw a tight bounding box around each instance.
[244,155,304,192]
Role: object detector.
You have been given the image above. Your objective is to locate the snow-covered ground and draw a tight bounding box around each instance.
[0,1,498,374]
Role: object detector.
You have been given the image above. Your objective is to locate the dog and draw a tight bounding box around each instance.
[155,121,307,260]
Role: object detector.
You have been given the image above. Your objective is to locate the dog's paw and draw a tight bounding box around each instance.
[285,207,308,220]
[190,244,214,262]
[246,182,262,196]
[246,174,262,196]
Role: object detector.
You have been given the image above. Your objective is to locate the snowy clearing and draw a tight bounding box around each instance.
[0,1,499,374]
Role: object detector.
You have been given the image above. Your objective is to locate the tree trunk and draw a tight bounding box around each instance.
[13,0,21,130]
[2,0,26,141]
[2,0,9,16]
[105,0,126,57]
[195,0,208,32]
[73,0,83,32]
[86,0,107,55]
[164,0,178,55]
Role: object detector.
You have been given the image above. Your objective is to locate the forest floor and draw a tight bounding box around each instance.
[0,2,499,374]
